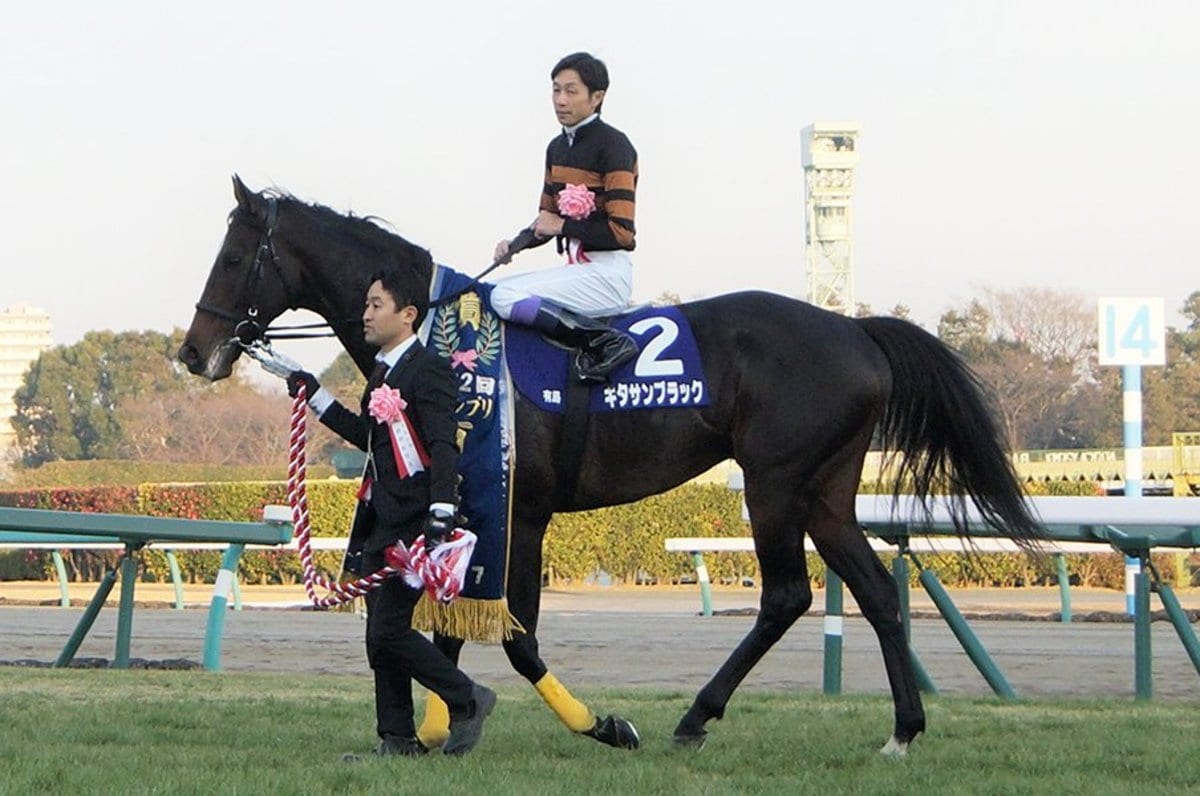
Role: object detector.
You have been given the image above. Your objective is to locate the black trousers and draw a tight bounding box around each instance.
[363,550,475,738]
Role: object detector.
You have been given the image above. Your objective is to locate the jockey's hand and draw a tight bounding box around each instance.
[493,238,513,265]
[422,510,455,553]
[532,210,565,239]
[286,370,320,399]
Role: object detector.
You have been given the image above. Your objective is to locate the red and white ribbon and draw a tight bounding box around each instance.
[286,383,471,608]
[385,414,431,479]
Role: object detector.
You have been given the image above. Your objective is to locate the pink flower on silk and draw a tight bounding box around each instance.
[556,184,596,221]
[368,385,408,424]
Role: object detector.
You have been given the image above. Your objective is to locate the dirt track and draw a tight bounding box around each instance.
[2,584,1200,700]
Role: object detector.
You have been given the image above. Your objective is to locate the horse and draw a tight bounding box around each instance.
[180,176,1041,755]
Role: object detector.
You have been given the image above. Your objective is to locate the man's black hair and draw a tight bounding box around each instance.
[369,268,429,329]
[552,52,609,113]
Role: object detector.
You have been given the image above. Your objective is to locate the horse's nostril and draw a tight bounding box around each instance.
[178,344,198,364]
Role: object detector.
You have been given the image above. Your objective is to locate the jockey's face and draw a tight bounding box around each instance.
[552,69,604,128]
[363,280,417,352]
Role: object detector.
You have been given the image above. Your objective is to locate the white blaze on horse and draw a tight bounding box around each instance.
[180,176,1041,755]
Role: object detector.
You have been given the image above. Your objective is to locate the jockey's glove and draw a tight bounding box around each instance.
[422,509,455,552]
[286,370,320,399]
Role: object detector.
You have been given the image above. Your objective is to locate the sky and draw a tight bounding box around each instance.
[3,1,1198,376]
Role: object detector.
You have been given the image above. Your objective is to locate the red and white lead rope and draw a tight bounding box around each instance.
[286,384,390,607]
[286,384,471,608]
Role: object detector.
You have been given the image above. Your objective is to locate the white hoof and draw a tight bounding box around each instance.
[879,736,909,757]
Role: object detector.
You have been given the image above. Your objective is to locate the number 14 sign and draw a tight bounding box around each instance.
[1098,297,1166,366]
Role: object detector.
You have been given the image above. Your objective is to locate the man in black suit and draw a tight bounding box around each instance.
[288,268,495,758]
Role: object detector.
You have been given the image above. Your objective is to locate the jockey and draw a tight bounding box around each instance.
[491,52,639,384]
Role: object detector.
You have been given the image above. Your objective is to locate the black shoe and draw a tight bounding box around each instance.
[340,734,428,762]
[530,301,639,384]
[576,331,639,383]
[443,685,496,756]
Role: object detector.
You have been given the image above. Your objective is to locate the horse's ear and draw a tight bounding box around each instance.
[232,174,254,210]
[232,174,269,221]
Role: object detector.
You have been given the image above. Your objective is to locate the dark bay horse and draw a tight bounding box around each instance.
[180,177,1040,755]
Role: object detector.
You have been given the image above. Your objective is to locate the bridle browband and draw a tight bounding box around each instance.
[193,196,339,343]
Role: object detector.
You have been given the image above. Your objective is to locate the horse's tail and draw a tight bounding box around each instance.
[854,316,1041,545]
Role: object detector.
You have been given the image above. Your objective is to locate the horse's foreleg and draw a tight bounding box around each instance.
[673,551,812,748]
[414,632,465,749]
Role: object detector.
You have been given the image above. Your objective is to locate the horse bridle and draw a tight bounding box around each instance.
[193,197,336,343]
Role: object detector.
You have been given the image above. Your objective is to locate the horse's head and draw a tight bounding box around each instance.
[179,175,299,380]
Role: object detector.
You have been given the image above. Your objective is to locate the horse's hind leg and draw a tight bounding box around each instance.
[673,476,813,747]
[811,519,925,755]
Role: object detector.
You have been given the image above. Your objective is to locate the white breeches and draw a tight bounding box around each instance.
[488,249,633,319]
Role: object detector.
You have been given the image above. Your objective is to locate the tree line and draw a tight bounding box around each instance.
[7,287,1200,472]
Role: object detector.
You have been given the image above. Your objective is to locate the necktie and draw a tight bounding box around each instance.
[367,361,388,391]
[364,360,390,482]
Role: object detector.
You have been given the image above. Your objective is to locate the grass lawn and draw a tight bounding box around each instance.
[2,668,1197,795]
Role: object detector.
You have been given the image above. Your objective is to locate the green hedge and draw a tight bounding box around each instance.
[1,476,1183,590]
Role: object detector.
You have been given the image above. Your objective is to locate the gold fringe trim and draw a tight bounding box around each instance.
[413,594,524,643]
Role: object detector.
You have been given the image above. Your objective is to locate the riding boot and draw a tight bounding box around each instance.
[530,300,639,384]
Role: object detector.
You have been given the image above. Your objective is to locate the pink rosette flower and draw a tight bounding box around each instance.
[556,183,596,221]
[368,385,408,424]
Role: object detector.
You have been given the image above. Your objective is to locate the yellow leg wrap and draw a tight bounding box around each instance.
[535,672,597,733]
[416,692,451,749]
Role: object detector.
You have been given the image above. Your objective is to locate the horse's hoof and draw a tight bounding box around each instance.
[879,735,909,757]
[672,732,707,751]
[583,715,640,750]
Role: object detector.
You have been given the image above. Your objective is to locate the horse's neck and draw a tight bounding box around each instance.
[280,202,433,372]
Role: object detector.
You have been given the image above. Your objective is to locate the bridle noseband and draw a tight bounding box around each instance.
[193,197,335,343]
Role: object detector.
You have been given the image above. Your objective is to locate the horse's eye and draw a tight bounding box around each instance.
[223,253,242,269]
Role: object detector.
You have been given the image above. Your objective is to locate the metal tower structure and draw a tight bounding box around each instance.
[802,122,861,315]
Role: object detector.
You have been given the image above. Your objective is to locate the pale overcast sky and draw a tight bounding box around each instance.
[3,1,1197,373]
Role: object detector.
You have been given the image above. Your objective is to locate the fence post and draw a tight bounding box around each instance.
[1155,581,1200,677]
[203,543,245,671]
[823,571,843,695]
[918,567,1016,699]
[891,553,936,694]
[166,550,185,610]
[55,566,119,667]
[51,550,70,607]
[1134,563,1152,700]
[692,551,714,617]
[113,548,140,669]
[1055,553,1072,623]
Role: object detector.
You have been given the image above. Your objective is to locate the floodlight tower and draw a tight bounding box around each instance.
[802,122,862,315]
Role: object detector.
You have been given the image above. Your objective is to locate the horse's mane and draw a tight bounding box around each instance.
[263,188,433,265]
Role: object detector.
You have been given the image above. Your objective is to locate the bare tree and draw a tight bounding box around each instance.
[980,286,1095,370]
[118,387,296,466]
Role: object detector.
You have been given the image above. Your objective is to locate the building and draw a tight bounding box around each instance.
[0,304,54,460]
[802,122,862,316]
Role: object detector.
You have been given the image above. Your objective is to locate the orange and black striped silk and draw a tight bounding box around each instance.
[537,117,638,252]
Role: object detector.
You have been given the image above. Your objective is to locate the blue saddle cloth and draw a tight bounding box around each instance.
[505,304,711,414]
